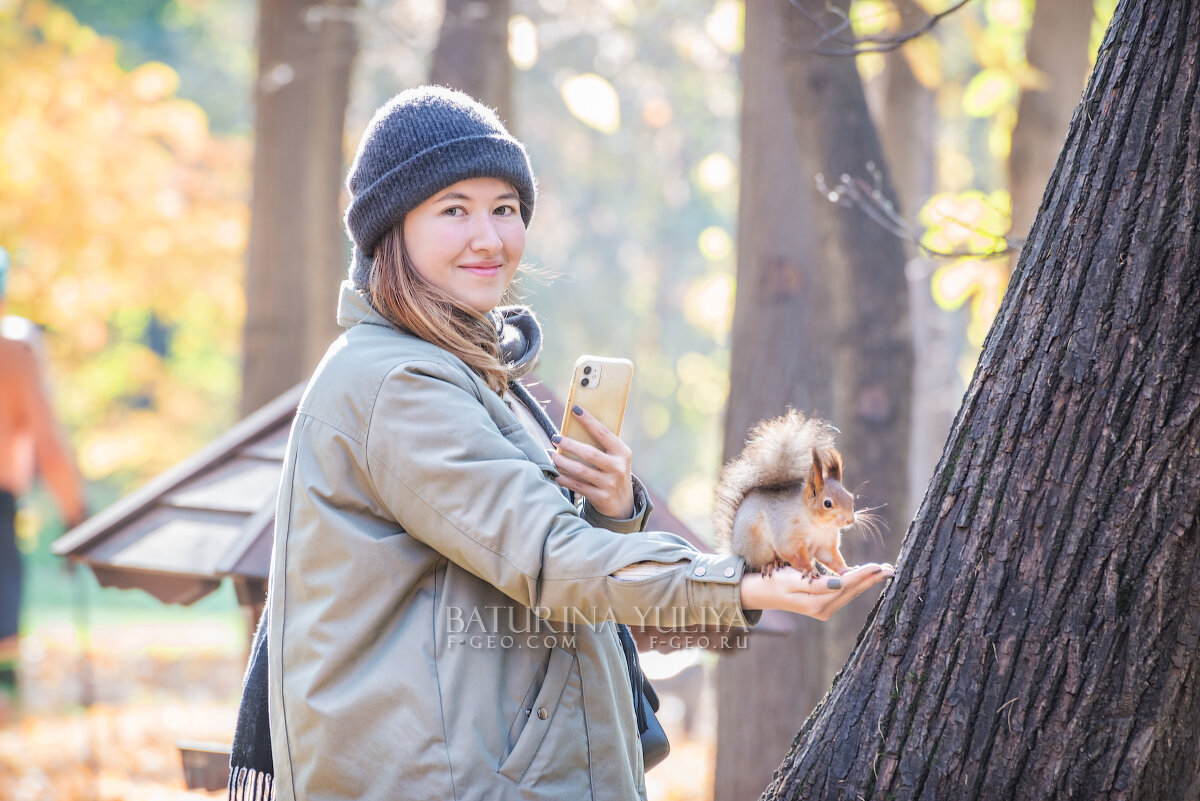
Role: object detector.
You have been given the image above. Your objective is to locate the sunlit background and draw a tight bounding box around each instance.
[0,0,1118,798]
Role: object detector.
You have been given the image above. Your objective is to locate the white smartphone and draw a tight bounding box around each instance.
[558,355,634,457]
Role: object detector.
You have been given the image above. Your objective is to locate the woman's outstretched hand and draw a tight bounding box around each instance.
[739,563,895,621]
[550,405,635,519]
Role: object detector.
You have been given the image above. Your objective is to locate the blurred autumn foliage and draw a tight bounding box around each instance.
[0,0,250,490]
[853,0,1116,352]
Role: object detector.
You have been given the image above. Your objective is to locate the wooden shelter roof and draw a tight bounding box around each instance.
[52,382,302,605]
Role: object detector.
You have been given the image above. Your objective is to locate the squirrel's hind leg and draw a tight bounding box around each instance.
[735,509,784,575]
[761,557,788,578]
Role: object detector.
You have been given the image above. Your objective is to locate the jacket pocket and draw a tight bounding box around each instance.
[498,646,575,783]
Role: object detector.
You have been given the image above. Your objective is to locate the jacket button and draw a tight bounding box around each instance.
[537,707,549,720]
[694,566,707,577]
[723,566,736,578]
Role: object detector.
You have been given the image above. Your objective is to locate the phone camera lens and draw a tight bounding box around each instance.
[583,366,593,375]
[580,378,590,387]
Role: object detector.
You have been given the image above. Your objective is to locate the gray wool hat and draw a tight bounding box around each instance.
[344,85,537,290]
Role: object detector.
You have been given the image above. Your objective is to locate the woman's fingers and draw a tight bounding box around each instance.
[553,434,612,471]
[741,563,895,620]
[550,446,608,485]
[805,564,894,619]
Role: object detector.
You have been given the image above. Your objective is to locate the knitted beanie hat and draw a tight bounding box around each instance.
[344,86,537,290]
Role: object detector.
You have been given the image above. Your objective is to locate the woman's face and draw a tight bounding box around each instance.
[402,177,526,314]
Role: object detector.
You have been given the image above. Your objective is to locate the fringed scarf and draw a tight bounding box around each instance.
[228,600,273,801]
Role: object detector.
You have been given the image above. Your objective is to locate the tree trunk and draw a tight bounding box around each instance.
[780,0,913,551]
[430,0,513,127]
[1009,0,1095,261]
[716,0,912,797]
[240,0,358,416]
[766,2,1200,798]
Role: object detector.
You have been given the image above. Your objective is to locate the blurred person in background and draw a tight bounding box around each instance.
[0,247,87,721]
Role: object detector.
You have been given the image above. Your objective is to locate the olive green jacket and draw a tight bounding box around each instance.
[267,282,755,801]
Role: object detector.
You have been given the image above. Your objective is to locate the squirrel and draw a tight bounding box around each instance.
[713,410,863,578]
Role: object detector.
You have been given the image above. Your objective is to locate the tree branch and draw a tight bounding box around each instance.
[815,165,1021,260]
[786,0,976,56]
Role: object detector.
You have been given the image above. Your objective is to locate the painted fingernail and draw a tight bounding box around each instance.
[572,405,584,416]
[551,434,562,444]
[827,578,842,590]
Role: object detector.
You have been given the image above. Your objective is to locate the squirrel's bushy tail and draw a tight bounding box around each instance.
[712,409,839,550]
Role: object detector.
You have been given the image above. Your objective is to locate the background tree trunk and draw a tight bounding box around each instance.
[1008,0,1095,264]
[867,0,962,519]
[715,0,912,797]
[240,0,358,417]
[716,3,837,795]
[430,0,513,127]
[765,2,1200,797]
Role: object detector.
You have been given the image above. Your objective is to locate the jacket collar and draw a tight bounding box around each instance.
[335,281,542,378]
[336,280,388,329]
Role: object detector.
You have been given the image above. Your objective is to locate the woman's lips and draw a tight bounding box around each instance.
[460,263,502,276]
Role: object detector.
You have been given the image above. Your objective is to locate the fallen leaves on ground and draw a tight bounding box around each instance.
[0,618,719,800]
[0,618,243,801]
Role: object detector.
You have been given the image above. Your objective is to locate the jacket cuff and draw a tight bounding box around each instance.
[682,553,763,629]
[580,475,654,533]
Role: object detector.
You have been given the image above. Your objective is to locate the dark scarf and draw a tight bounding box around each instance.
[227,307,658,800]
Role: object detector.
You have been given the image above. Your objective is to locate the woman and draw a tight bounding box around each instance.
[237,86,892,801]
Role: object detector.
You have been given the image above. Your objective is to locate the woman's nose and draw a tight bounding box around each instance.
[469,215,503,253]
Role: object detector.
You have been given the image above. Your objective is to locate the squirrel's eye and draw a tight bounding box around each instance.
[824,499,833,509]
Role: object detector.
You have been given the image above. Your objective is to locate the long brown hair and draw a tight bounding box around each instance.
[368,225,513,394]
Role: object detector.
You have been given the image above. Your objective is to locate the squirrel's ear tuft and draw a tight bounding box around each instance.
[824,449,843,482]
[808,448,826,494]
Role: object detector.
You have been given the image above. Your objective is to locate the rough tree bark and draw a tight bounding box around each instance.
[1009,0,1095,266]
[715,0,912,797]
[430,0,513,126]
[765,1,1200,798]
[240,0,358,416]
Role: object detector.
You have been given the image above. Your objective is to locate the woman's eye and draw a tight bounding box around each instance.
[494,205,517,217]
[443,207,465,217]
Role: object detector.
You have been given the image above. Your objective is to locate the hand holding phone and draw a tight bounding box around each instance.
[553,355,636,518]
